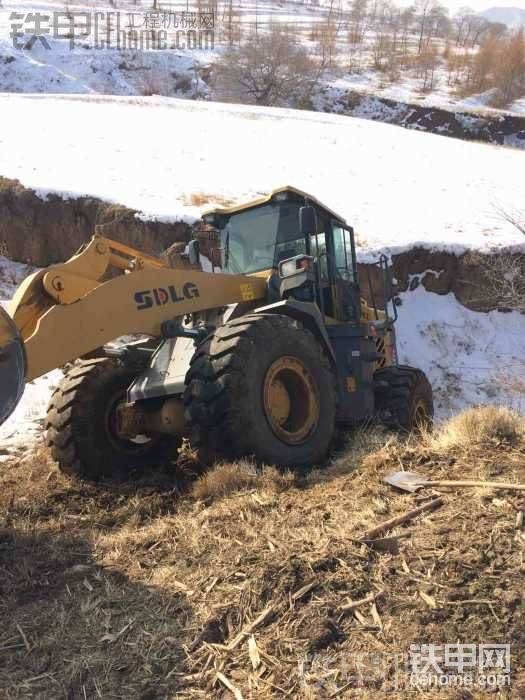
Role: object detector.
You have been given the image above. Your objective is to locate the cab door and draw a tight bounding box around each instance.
[328,220,360,323]
[326,220,376,421]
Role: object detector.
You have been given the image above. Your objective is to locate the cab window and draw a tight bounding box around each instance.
[331,221,355,283]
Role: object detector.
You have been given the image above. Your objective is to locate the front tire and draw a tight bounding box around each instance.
[374,365,433,431]
[46,358,177,481]
[184,313,336,469]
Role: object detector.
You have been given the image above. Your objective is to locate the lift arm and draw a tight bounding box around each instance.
[0,234,267,424]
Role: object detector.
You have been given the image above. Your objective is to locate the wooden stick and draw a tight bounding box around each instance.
[360,497,444,541]
[216,672,244,700]
[292,580,317,602]
[15,623,30,653]
[218,605,275,652]
[340,589,384,611]
[445,599,498,605]
[425,479,525,491]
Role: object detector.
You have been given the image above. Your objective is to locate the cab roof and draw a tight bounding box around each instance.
[202,186,348,225]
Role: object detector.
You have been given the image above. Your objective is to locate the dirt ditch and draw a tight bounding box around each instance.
[323,89,525,149]
[0,177,192,267]
[1,177,523,313]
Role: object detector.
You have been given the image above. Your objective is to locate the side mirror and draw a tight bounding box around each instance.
[299,206,317,237]
[187,239,200,267]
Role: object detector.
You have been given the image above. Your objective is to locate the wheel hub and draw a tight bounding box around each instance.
[105,390,153,453]
[263,356,319,445]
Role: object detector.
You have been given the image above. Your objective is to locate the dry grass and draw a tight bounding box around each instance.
[192,461,294,502]
[182,192,237,208]
[1,408,524,697]
[427,405,525,453]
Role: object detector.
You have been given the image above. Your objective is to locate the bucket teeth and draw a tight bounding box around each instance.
[0,306,26,426]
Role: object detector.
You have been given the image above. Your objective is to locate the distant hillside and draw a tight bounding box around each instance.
[480,6,525,26]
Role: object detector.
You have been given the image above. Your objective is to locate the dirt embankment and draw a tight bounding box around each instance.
[359,246,525,312]
[325,90,525,148]
[0,178,192,267]
[1,177,523,312]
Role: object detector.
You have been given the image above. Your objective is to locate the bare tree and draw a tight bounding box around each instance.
[214,25,322,107]
[453,6,474,46]
[415,0,435,54]
[492,28,525,107]
[416,43,439,90]
[476,252,525,312]
[471,207,525,313]
[400,5,415,61]
[222,0,242,47]
[319,0,343,67]
[496,205,525,236]
[348,0,368,47]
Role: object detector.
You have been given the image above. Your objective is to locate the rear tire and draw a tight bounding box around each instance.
[374,365,433,431]
[184,313,336,469]
[46,358,177,481]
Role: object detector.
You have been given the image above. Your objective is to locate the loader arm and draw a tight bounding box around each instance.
[0,234,267,424]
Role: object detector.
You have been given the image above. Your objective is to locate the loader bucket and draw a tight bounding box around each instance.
[0,305,26,426]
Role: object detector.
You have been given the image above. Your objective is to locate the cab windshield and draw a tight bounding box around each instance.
[219,201,305,274]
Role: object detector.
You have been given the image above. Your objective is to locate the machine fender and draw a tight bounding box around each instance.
[252,300,336,365]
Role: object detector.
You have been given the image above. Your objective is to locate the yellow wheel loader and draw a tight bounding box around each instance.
[0,187,433,480]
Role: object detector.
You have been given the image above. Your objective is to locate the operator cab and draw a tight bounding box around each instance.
[202,187,360,323]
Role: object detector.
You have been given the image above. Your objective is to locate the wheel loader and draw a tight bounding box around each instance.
[0,186,433,480]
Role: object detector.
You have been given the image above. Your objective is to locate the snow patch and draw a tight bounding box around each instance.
[0,94,523,259]
[397,286,525,419]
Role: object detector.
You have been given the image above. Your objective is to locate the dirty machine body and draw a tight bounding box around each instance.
[0,187,433,479]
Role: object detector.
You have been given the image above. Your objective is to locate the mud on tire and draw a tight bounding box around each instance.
[184,313,336,469]
[46,357,176,481]
[374,365,433,431]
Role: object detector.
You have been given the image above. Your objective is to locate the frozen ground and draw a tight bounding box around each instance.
[396,285,525,419]
[0,94,524,258]
[0,1,211,98]
[319,71,525,118]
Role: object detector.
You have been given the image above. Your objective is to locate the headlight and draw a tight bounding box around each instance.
[279,255,314,278]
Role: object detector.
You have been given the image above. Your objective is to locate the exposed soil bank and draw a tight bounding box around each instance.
[1,177,523,312]
[0,177,192,267]
[322,90,525,148]
[358,246,525,313]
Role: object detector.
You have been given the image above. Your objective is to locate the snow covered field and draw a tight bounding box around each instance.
[318,69,525,119]
[1,1,524,116]
[0,93,523,257]
[397,286,525,419]
[0,1,212,97]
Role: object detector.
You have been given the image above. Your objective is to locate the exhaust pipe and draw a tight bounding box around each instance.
[0,306,26,426]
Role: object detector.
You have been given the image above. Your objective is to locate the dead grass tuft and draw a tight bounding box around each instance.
[182,192,237,208]
[192,460,294,502]
[429,405,525,453]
